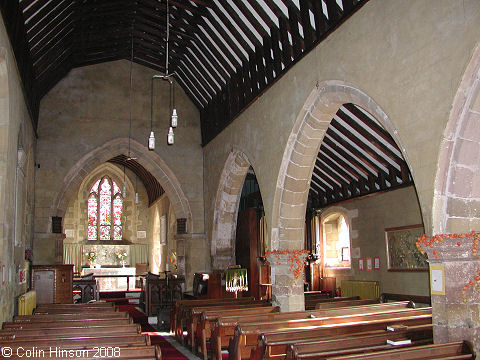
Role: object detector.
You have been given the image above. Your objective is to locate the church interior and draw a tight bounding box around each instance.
[1,0,480,358]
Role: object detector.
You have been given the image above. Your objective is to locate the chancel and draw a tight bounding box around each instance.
[1,0,480,358]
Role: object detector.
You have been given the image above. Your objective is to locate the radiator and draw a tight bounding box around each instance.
[18,290,36,315]
[341,280,379,300]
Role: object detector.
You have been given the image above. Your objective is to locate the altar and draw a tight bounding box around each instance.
[81,266,136,291]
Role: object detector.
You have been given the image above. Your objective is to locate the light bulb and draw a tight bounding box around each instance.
[122,182,126,197]
[148,131,155,150]
[167,126,174,145]
[171,108,178,128]
[135,192,138,204]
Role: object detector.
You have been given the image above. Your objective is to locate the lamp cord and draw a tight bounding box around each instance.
[165,0,170,76]
[150,77,154,132]
[128,25,134,157]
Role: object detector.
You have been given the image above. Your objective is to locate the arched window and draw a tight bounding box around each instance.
[87,176,123,240]
[321,213,351,268]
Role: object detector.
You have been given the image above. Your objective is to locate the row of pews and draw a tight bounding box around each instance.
[172,296,475,360]
[0,302,161,359]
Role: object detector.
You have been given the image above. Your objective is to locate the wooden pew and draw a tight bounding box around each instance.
[231,308,432,360]
[13,311,129,322]
[34,304,118,314]
[381,292,431,306]
[172,297,255,334]
[174,297,258,341]
[185,301,271,347]
[5,345,162,360]
[249,318,433,360]
[304,292,331,310]
[210,301,415,360]
[0,333,151,352]
[2,317,133,329]
[285,324,433,360]
[0,323,142,339]
[35,302,114,310]
[315,298,379,309]
[2,303,160,360]
[195,306,281,360]
[324,341,473,360]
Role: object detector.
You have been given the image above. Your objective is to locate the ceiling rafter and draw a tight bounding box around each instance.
[309,104,413,209]
[2,0,369,142]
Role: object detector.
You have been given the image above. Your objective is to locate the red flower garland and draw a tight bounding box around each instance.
[416,231,480,302]
[265,249,310,279]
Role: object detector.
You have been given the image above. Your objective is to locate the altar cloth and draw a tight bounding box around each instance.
[81,267,136,291]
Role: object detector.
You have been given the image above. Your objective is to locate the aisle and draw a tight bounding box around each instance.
[116,304,200,360]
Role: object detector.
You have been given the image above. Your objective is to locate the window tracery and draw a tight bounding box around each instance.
[87,176,123,240]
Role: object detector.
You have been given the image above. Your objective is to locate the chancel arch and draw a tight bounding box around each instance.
[51,137,192,234]
[271,80,423,311]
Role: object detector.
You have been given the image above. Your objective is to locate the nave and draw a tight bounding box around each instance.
[1,293,475,360]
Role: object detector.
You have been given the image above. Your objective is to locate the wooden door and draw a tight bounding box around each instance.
[55,266,73,303]
[34,270,55,304]
[235,208,260,299]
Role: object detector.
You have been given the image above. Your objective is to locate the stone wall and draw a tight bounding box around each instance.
[0,16,36,323]
[148,194,175,274]
[34,60,207,272]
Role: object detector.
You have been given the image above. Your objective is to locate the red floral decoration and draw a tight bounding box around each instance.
[265,249,310,279]
[416,231,480,302]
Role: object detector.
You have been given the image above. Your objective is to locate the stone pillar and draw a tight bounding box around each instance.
[267,252,306,311]
[174,233,208,292]
[418,233,480,354]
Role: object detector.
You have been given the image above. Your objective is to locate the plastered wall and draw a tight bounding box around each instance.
[322,186,429,297]
[204,0,480,254]
[0,16,36,323]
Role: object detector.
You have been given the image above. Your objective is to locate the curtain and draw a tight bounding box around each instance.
[63,243,83,273]
[130,244,149,268]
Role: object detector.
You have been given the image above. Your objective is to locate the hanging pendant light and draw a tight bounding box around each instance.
[148,130,155,150]
[150,0,178,146]
[167,126,174,145]
[149,76,156,151]
[171,109,178,128]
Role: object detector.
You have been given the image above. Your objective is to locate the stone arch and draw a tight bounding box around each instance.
[272,80,411,251]
[52,137,193,233]
[211,149,253,270]
[433,45,480,235]
[270,80,413,311]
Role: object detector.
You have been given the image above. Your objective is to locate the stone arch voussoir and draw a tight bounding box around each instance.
[211,149,252,269]
[433,44,480,235]
[52,137,193,233]
[272,80,410,251]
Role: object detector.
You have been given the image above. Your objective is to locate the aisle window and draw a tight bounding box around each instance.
[322,213,351,268]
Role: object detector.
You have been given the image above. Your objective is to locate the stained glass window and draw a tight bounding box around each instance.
[87,176,123,241]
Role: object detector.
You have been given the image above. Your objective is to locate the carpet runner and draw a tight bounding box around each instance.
[116,304,191,360]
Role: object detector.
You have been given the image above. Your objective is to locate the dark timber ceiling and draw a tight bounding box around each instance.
[2,0,413,210]
[308,104,413,208]
[0,0,368,145]
[109,154,165,206]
